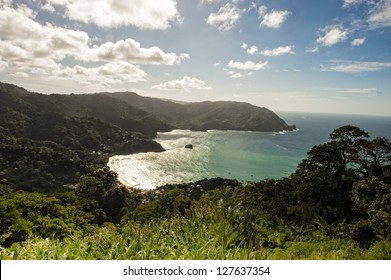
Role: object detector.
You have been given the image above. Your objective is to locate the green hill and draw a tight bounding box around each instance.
[102,91,296,132]
[0,82,164,191]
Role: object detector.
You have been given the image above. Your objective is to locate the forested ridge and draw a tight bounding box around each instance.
[102,91,296,132]
[0,82,165,191]
[1,82,391,259]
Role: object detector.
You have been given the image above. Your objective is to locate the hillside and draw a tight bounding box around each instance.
[102,92,296,132]
[0,82,164,191]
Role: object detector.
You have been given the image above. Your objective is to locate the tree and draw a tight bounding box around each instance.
[75,167,132,223]
[356,137,391,181]
[290,126,371,223]
[124,189,192,223]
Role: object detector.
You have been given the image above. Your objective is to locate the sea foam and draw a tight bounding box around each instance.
[108,130,213,189]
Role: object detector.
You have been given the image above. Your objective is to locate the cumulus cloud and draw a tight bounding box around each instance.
[262,45,295,56]
[51,62,147,86]
[11,71,29,78]
[316,25,348,46]
[351,37,366,46]
[207,3,242,31]
[227,60,269,71]
[258,6,291,28]
[0,5,89,70]
[152,76,212,91]
[320,60,391,73]
[241,43,258,55]
[87,38,189,65]
[44,0,181,30]
[0,4,187,87]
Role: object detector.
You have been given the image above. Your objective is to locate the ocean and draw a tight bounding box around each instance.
[107,112,391,190]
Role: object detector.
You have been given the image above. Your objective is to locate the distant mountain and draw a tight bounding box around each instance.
[102,92,296,132]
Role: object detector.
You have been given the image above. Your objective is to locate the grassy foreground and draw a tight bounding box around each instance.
[2,200,390,260]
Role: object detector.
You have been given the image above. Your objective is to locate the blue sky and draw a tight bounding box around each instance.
[1,0,391,115]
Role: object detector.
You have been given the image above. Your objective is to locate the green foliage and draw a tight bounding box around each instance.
[2,199,389,260]
[75,167,132,223]
[124,189,192,223]
[0,189,92,247]
[290,125,391,224]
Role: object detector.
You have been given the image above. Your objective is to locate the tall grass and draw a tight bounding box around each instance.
[2,200,390,260]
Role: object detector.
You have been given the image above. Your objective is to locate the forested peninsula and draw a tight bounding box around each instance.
[1,82,390,260]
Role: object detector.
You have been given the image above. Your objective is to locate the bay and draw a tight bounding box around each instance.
[107,112,391,190]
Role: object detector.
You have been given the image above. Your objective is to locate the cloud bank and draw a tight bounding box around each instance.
[152,76,212,91]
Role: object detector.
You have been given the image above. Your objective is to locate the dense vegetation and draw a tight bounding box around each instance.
[0,82,294,192]
[1,124,390,259]
[0,82,165,192]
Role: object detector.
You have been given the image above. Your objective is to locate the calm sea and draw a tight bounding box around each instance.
[108,112,391,189]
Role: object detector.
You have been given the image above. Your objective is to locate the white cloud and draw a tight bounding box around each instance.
[200,0,221,4]
[258,6,291,29]
[258,6,268,17]
[152,76,212,91]
[41,2,56,13]
[342,0,365,8]
[10,71,29,78]
[0,4,187,85]
[262,45,295,56]
[351,37,366,46]
[88,38,189,65]
[316,25,348,46]
[207,3,242,31]
[52,62,147,86]
[368,0,391,28]
[45,0,181,30]
[247,45,258,55]
[321,60,391,73]
[342,0,391,29]
[228,60,269,71]
[241,43,258,55]
[0,5,90,70]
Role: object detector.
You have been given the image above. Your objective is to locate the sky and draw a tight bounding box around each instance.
[1,0,391,116]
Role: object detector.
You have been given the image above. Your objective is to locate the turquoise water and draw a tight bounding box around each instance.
[108,112,391,189]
